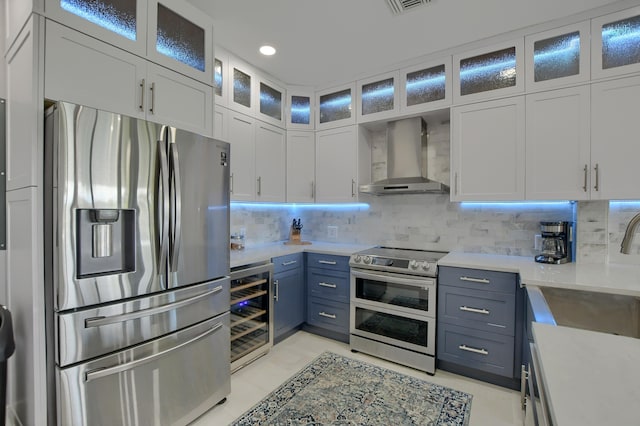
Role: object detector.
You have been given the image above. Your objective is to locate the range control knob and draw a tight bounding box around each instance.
[363,255,372,264]
[353,254,362,263]
[422,263,431,272]
[409,260,419,270]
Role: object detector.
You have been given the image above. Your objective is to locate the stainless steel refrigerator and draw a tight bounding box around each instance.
[43,101,231,425]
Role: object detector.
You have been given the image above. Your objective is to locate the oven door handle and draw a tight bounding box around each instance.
[350,269,434,288]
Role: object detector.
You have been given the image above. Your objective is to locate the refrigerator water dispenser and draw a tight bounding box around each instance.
[76,209,136,278]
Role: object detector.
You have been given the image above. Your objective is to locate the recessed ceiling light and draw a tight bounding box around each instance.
[259,45,276,56]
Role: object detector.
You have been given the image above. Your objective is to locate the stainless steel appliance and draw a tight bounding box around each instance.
[349,247,447,374]
[44,101,231,425]
[535,221,573,264]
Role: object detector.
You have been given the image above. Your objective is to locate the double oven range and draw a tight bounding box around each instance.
[349,247,446,374]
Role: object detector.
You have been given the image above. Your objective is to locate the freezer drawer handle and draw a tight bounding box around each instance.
[84,322,224,383]
[459,276,490,284]
[458,344,488,355]
[318,282,337,289]
[84,286,224,328]
[319,311,336,319]
[459,306,490,315]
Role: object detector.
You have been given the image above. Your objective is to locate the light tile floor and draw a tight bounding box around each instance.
[192,331,524,425]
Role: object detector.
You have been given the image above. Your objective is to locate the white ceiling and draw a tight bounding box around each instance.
[189,0,625,88]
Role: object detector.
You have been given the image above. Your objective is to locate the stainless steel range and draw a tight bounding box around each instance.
[349,247,447,374]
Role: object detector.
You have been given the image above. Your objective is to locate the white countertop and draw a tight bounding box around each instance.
[439,252,640,297]
[532,323,640,426]
[230,241,373,268]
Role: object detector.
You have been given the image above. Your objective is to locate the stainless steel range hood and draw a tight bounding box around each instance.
[359,117,449,195]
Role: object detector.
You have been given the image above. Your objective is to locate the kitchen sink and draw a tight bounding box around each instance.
[527,285,640,338]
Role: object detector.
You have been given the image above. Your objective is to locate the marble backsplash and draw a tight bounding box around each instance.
[231,199,640,265]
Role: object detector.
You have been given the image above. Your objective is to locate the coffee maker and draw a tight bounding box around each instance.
[535,221,573,264]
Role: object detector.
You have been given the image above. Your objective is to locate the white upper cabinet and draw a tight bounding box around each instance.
[257,77,286,128]
[286,87,315,130]
[315,126,359,202]
[45,21,213,136]
[214,105,229,141]
[286,131,315,203]
[399,56,452,114]
[316,83,356,130]
[525,85,590,200]
[254,122,286,202]
[451,96,525,201]
[592,6,640,80]
[45,0,214,85]
[590,75,640,200]
[525,22,590,92]
[227,111,256,201]
[356,71,399,123]
[453,39,524,104]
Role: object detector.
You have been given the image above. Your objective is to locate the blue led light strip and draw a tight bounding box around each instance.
[321,95,351,109]
[231,202,370,211]
[459,59,516,79]
[534,36,580,63]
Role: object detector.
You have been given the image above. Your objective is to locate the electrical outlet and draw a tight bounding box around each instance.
[534,234,542,251]
[327,226,338,239]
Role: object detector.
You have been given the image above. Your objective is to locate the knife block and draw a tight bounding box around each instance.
[284,226,311,245]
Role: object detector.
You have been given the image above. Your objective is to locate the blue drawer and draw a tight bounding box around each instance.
[307,298,349,334]
[438,285,515,336]
[307,268,350,303]
[437,323,515,378]
[273,252,303,274]
[439,266,518,294]
[306,253,350,272]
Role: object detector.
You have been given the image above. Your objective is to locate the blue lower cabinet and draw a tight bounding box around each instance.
[272,253,305,343]
[306,298,349,334]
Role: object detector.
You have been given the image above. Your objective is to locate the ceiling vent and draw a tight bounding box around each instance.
[386,0,433,15]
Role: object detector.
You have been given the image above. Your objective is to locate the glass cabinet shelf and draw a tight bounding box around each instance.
[361,77,395,116]
[290,95,311,125]
[259,82,283,121]
[601,14,640,70]
[406,64,446,106]
[319,88,352,124]
[233,67,252,109]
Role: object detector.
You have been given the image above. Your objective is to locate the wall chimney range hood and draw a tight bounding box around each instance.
[359,117,449,195]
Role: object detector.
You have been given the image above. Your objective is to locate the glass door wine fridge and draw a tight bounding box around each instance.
[230,262,273,372]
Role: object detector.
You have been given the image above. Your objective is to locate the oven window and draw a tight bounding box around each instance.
[355,277,430,311]
[354,307,428,347]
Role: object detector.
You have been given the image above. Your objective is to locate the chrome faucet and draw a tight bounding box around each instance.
[620,211,640,254]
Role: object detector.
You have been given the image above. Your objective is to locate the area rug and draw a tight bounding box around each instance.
[231,352,473,425]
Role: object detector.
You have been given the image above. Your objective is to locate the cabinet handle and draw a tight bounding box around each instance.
[257,176,262,196]
[351,179,356,197]
[318,260,337,265]
[458,344,488,355]
[593,163,599,191]
[582,164,588,192]
[311,181,315,199]
[318,282,337,289]
[230,173,234,194]
[319,311,336,319]
[139,79,145,112]
[149,82,156,114]
[282,260,297,266]
[273,279,279,301]
[459,306,490,315]
[520,364,529,410]
[459,276,490,284]
[454,172,458,196]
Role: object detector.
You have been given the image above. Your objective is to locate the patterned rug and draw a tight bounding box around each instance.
[231,352,473,426]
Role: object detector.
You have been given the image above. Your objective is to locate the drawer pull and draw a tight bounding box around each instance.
[459,306,490,315]
[318,260,337,265]
[282,260,298,266]
[319,282,337,289]
[488,322,506,329]
[459,276,490,284]
[319,311,336,319]
[458,344,488,356]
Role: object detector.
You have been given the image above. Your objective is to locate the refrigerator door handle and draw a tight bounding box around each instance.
[169,142,182,273]
[84,285,224,328]
[157,138,170,283]
[84,322,224,382]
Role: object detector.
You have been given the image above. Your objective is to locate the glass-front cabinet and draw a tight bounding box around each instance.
[257,78,285,127]
[453,39,524,103]
[525,22,590,91]
[228,58,255,116]
[316,83,356,130]
[214,46,230,107]
[400,56,452,114]
[287,88,315,130]
[592,6,640,79]
[356,71,399,123]
[45,0,214,85]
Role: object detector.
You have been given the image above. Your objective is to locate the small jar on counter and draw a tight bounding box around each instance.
[230,234,245,250]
